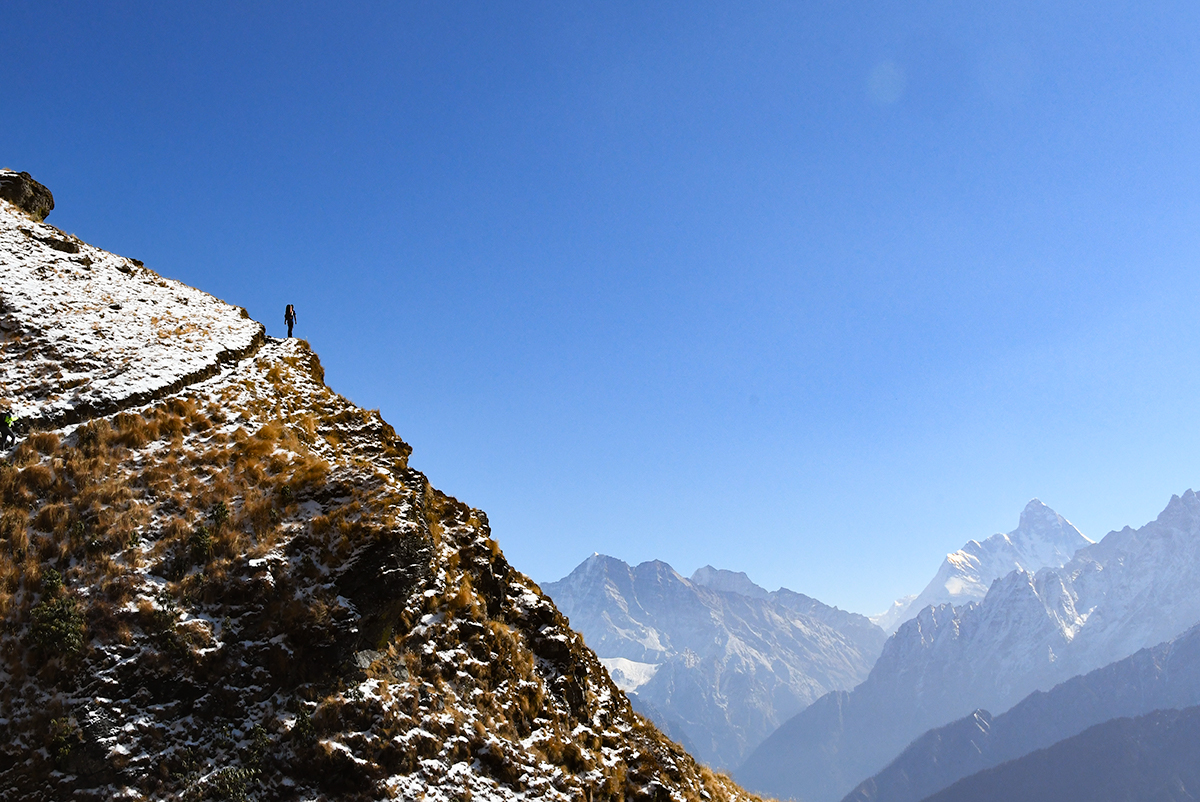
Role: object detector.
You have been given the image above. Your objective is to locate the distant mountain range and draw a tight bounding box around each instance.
[844,621,1200,802]
[543,555,885,769]
[736,491,1200,802]
[923,705,1200,802]
[873,500,1090,634]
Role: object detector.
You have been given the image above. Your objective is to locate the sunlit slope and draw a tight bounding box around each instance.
[0,190,769,802]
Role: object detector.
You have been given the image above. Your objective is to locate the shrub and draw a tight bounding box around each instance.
[30,596,85,655]
[41,567,63,595]
[244,724,271,768]
[156,412,185,440]
[75,420,109,455]
[190,526,213,564]
[112,412,152,448]
[203,766,257,801]
[20,464,54,496]
[48,716,82,768]
[208,501,229,532]
[32,502,69,533]
[0,509,28,547]
[293,706,316,746]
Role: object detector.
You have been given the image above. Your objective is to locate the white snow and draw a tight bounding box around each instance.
[599,657,660,693]
[0,198,262,422]
[0,196,760,802]
[544,553,884,769]
[874,499,1092,634]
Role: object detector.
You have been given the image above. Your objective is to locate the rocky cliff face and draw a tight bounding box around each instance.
[737,491,1200,802]
[544,555,885,770]
[0,183,766,802]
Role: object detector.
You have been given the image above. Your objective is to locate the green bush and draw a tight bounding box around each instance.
[41,567,63,595]
[293,706,316,746]
[48,717,82,767]
[203,766,257,801]
[208,501,229,531]
[190,525,213,563]
[244,724,271,768]
[30,596,84,655]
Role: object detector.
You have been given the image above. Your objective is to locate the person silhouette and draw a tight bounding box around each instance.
[0,410,16,449]
[284,304,297,338]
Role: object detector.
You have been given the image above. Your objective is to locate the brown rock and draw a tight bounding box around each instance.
[0,169,55,220]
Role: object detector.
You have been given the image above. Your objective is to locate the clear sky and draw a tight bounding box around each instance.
[5,3,1200,615]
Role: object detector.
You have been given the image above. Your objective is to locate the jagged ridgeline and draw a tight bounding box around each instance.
[0,173,767,802]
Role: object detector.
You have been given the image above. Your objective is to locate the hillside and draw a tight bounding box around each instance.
[844,621,1200,802]
[0,172,766,802]
[921,706,1200,802]
[545,556,884,769]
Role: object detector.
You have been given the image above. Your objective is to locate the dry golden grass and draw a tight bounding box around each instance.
[32,502,69,534]
[27,432,59,455]
[0,341,770,802]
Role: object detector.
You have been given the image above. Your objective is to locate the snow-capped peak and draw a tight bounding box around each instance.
[1011,498,1091,552]
[873,500,1091,634]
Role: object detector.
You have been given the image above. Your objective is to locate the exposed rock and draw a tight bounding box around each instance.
[0,170,54,220]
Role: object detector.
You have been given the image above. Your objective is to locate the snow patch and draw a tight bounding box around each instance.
[600,658,661,693]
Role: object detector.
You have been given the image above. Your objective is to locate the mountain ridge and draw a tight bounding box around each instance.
[737,491,1200,802]
[844,621,1200,802]
[0,182,766,801]
[873,500,1090,634]
[545,553,884,769]
[921,706,1200,802]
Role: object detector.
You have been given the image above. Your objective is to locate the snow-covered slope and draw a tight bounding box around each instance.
[544,555,885,769]
[0,194,262,426]
[872,500,1090,634]
[738,491,1200,802]
[0,183,765,802]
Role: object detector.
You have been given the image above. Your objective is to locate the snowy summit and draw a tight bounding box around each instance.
[873,499,1091,633]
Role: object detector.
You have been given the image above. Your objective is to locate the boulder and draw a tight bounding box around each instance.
[0,170,54,220]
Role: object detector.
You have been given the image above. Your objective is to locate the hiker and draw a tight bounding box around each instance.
[0,410,16,449]
[284,304,297,338]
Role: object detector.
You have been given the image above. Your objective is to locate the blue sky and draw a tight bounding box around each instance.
[5,3,1200,615]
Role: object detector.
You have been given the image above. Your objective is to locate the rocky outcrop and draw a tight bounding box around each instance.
[0,170,54,221]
